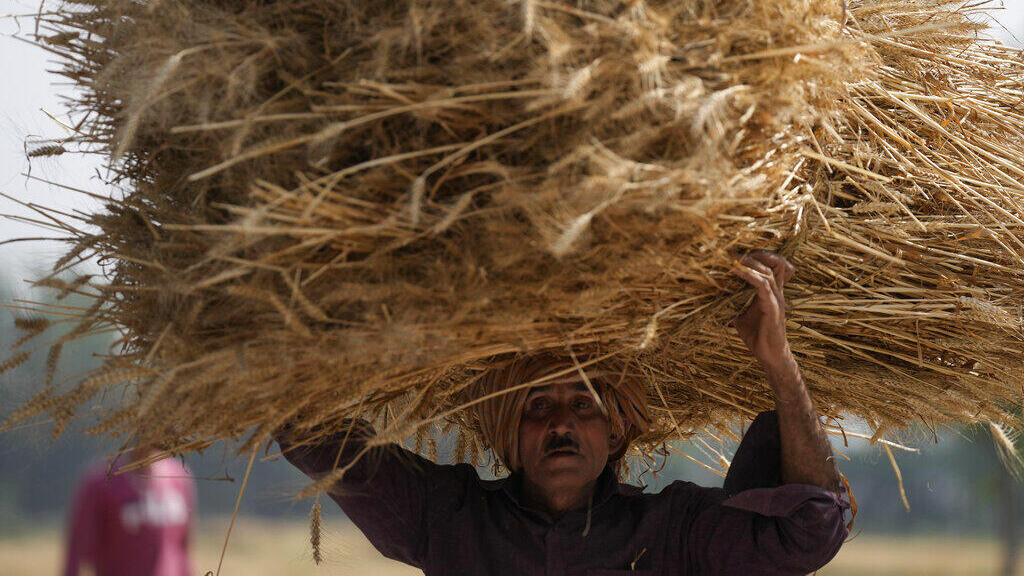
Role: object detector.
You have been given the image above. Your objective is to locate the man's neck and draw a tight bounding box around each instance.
[519,475,597,519]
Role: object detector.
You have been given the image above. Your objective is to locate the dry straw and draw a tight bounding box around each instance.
[4,0,1024,473]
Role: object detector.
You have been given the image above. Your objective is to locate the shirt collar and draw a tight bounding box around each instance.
[481,465,642,514]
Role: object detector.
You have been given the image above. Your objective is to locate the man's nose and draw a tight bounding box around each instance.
[547,401,577,432]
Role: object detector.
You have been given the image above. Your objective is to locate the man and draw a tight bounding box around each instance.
[64,446,195,576]
[278,250,848,574]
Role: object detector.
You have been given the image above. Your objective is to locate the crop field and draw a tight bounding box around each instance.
[0,518,1013,576]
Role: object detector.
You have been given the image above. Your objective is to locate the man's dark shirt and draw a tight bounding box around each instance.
[279,412,848,575]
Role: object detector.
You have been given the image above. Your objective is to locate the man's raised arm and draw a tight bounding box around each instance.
[733,250,840,492]
[682,251,849,575]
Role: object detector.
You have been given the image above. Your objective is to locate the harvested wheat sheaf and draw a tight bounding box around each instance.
[4,0,1024,473]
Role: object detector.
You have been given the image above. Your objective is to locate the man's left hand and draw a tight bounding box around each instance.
[732,250,797,376]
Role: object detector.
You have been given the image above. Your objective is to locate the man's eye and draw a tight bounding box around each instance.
[529,399,550,411]
[574,399,592,409]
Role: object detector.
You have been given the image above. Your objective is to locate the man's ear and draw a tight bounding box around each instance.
[608,429,626,458]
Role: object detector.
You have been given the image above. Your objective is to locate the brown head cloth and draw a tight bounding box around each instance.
[473,353,651,472]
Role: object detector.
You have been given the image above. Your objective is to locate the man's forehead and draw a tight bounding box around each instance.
[526,380,591,395]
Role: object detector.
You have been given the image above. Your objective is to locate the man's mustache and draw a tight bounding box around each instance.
[544,434,579,454]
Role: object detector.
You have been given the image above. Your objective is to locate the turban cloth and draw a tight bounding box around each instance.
[472,353,651,471]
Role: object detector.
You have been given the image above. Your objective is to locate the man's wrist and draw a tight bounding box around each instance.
[762,350,802,392]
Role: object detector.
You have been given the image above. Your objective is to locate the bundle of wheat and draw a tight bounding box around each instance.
[4,0,1023,474]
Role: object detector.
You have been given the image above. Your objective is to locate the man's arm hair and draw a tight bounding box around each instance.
[767,358,840,493]
[731,250,840,493]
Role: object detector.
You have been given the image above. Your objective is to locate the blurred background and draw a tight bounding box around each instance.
[1,1,1023,575]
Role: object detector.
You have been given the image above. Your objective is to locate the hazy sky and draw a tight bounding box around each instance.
[1,0,111,282]
[1,0,1022,281]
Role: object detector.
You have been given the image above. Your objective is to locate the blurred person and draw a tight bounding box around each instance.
[278,250,848,575]
[64,444,195,576]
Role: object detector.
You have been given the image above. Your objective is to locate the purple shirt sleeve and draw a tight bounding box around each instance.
[687,485,848,575]
[277,421,458,569]
[687,411,850,575]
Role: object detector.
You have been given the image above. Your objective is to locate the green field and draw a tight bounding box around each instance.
[0,518,1011,575]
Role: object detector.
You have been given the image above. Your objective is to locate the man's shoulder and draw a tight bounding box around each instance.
[477,475,504,491]
[603,479,727,532]
[411,462,496,517]
[632,479,727,507]
[414,460,487,496]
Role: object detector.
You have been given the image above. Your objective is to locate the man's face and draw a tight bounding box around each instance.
[517,379,621,492]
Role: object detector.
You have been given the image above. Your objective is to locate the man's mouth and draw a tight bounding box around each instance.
[544,447,580,458]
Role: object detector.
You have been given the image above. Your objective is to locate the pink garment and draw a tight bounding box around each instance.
[64,457,194,576]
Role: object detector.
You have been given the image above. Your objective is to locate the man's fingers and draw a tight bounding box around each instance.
[739,258,778,295]
[740,257,772,279]
[748,250,795,282]
[734,260,779,317]
[734,260,769,287]
[748,250,795,287]
[745,252,795,313]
